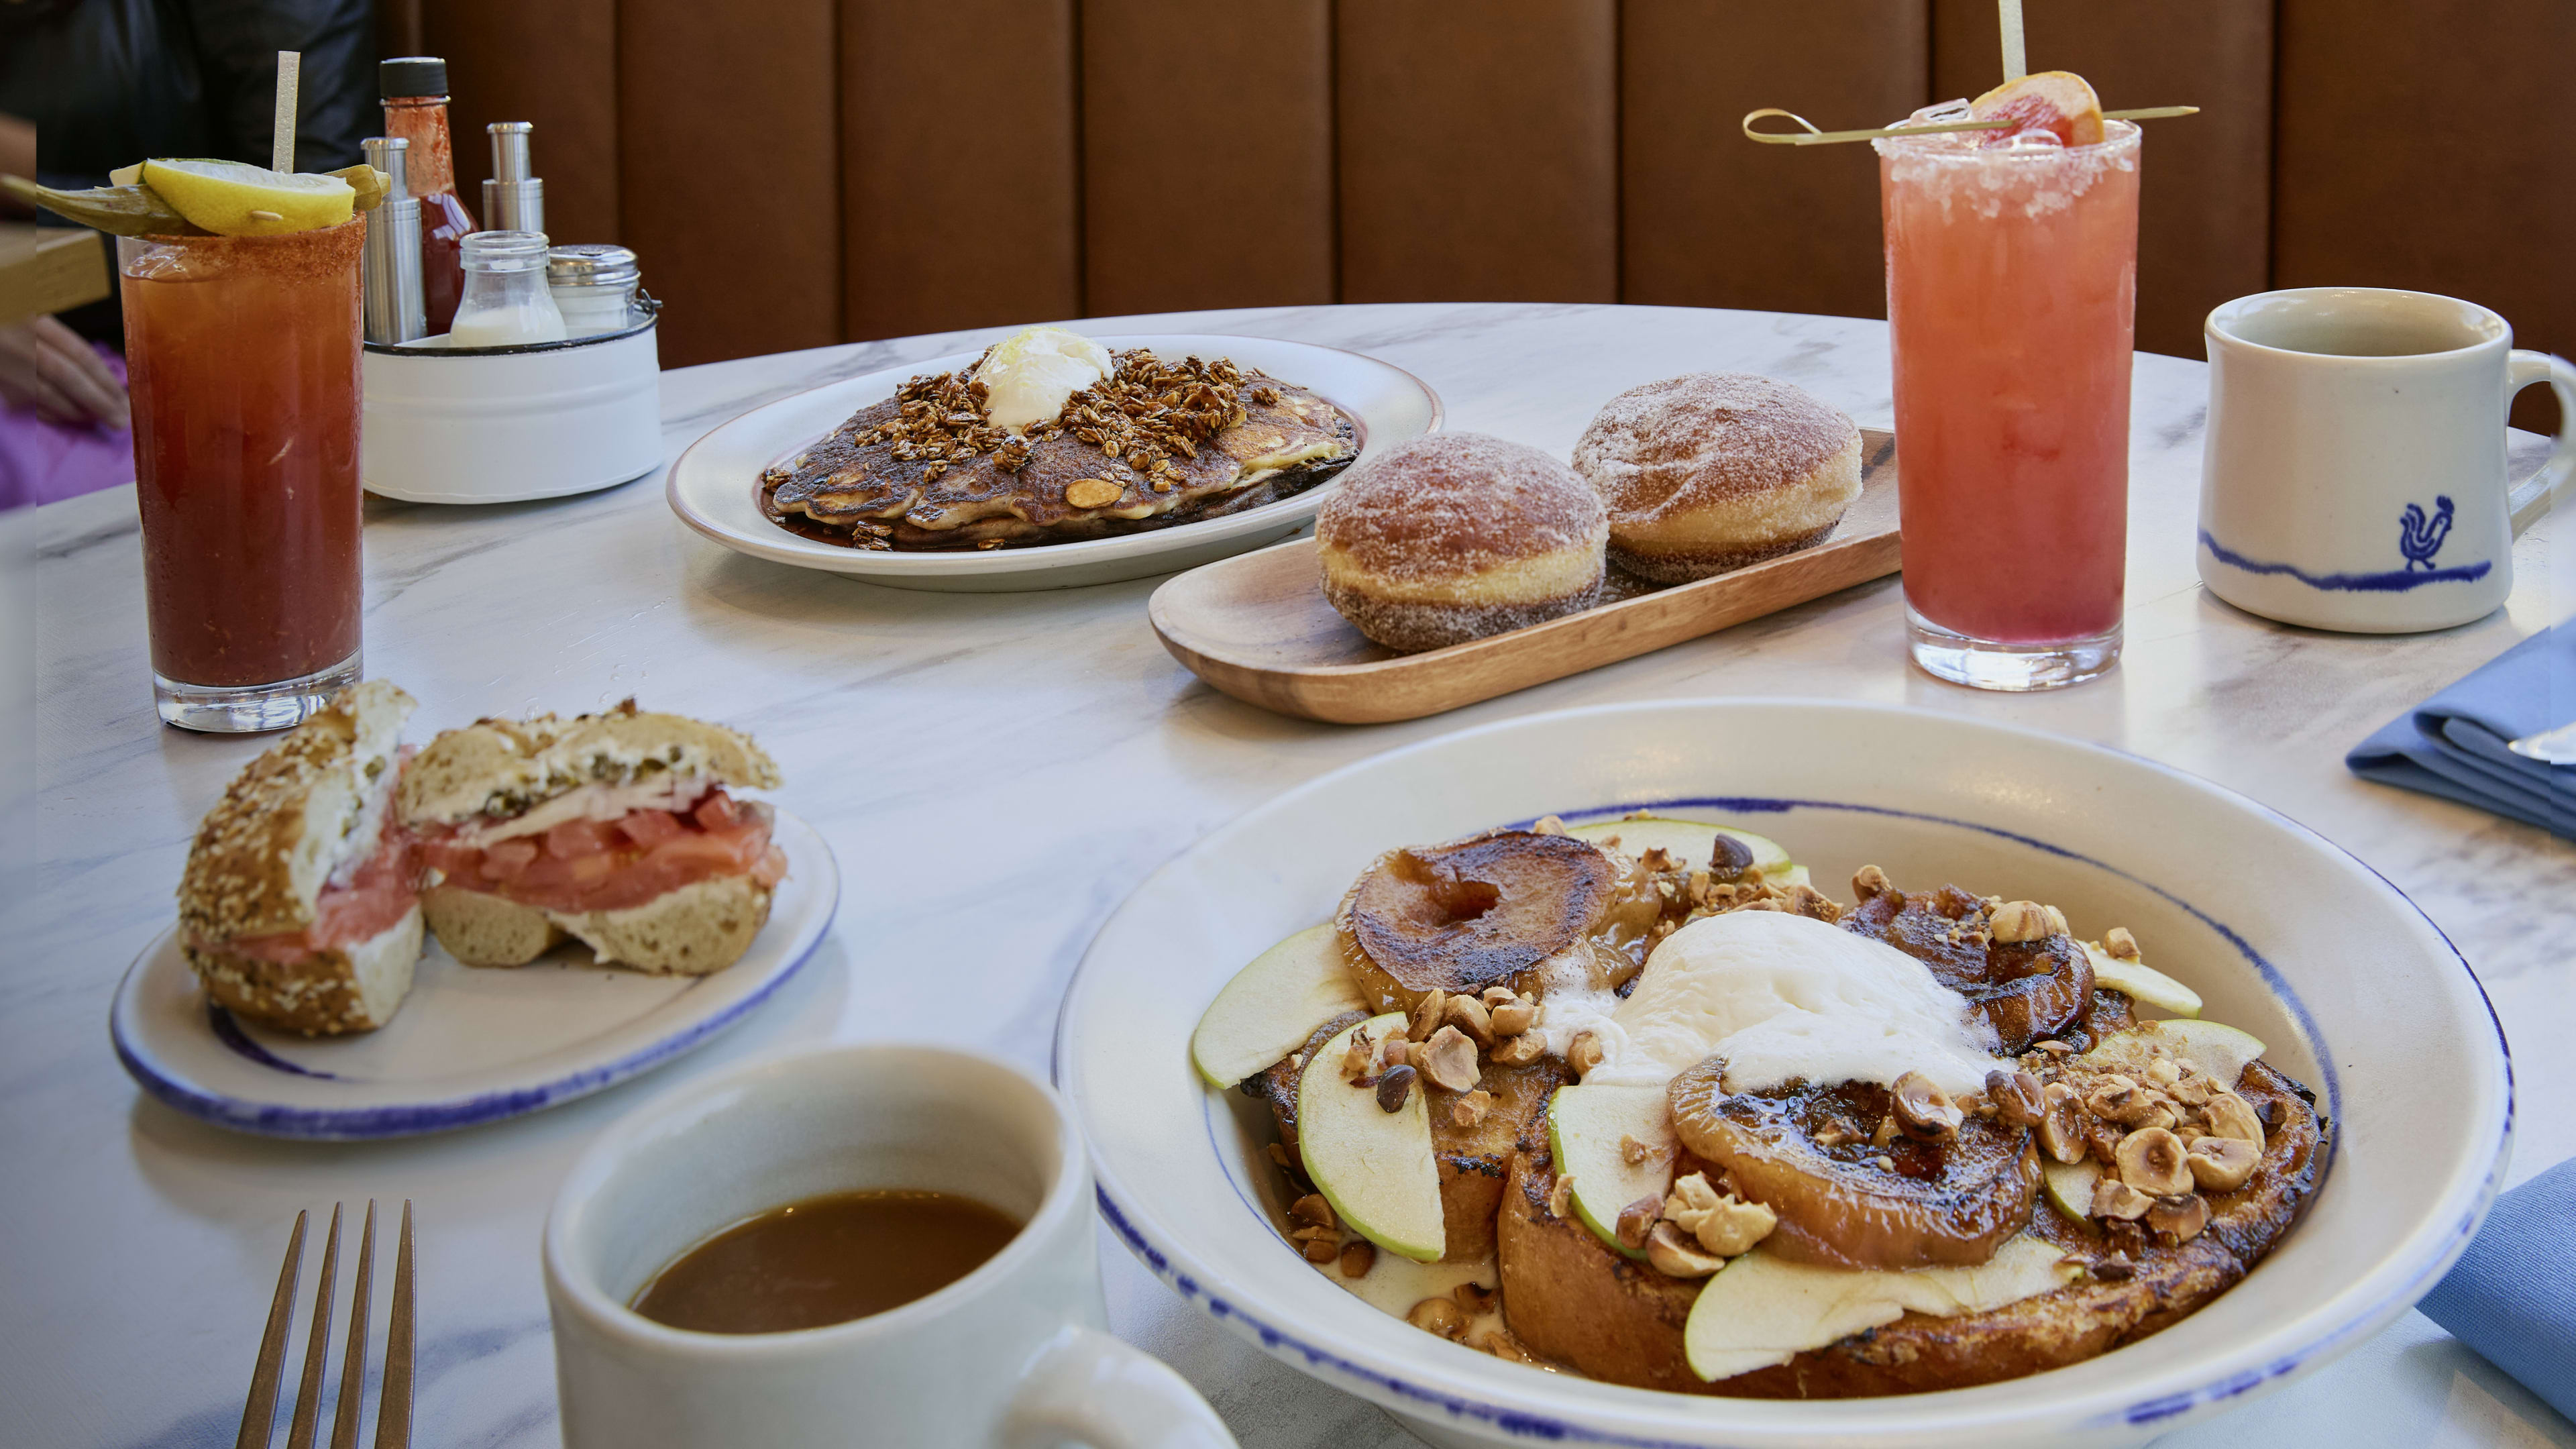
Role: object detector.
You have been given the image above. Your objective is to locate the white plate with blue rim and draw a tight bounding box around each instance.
[665,333,1442,593]
[1054,700,2510,1448]
[109,810,838,1140]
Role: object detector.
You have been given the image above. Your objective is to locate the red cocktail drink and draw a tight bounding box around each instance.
[1878,114,2140,690]
[119,217,365,731]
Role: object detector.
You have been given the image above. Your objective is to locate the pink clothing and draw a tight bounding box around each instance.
[0,342,134,510]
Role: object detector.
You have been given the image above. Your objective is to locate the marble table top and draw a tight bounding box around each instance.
[5,303,2568,1449]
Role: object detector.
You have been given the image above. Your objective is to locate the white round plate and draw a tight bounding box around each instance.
[665,333,1441,592]
[1055,701,2510,1449]
[111,810,839,1140]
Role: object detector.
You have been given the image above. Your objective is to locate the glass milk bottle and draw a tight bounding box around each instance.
[449,231,568,347]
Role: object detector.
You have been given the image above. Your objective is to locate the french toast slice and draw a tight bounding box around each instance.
[1499,1060,2326,1396]
[1254,1011,1566,1262]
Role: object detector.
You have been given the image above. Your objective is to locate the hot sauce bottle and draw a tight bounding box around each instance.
[378,56,477,336]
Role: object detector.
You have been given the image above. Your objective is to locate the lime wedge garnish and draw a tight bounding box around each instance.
[140,158,355,237]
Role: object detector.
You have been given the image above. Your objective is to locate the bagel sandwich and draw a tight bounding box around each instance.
[398,701,786,974]
[176,680,424,1035]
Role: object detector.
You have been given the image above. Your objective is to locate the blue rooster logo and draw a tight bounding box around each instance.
[2398,496,2455,571]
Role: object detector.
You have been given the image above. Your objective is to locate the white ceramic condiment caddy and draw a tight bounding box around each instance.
[361,305,662,505]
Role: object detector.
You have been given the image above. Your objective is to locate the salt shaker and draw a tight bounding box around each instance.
[546,245,644,338]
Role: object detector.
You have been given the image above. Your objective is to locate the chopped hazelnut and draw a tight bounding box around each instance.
[1339,1027,1376,1083]
[1615,1195,1660,1250]
[1619,1133,1658,1167]
[1547,1173,1576,1220]
[2203,1091,2265,1145]
[2186,1134,2259,1192]
[1490,999,1539,1036]
[1417,1026,1480,1093]
[1339,1241,1376,1277]
[1375,1063,1417,1113]
[1379,1036,1413,1071]
[2146,1057,2182,1087]
[1452,1281,1497,1316]
[1291,1194,1336,1230]
[1444,994,1495,1046]
[1892,1071,1965,1140]
[2038,1039,2076,1056]
[1473,1328,1540,1364]
[2092,1177,2153,1220]
[1408,989,1448,1044]
[1874,1155,1897,1172]
[2038,1084,2088,1163]
[1529,814,1566,836]
[1664,1172,1721,1219]
[1871,1114,1898,1147]
[1692,1193,1776,1257]
[2116,1127,2194,1197]
[1852,863,1892,900]
[1646,1221,1725,1277]
[1266,1141,1293,1172]
[1709,834,1756,881]
[2146,1192,2209,1244]
[1568,1030,1604,1077]
[1300,1234,1341,1263]
[2104,926,2141,961]
[1990,900,2054,944]
[1489,1032,1546,1066]
[1406,1296,1468,1340]
[1450,1089,1493,1128]
[1481,985,1517,1010]
[1987,1069,2047,1128]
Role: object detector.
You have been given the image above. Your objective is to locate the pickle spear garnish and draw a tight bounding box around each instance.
[0,177,208,237]
[328,164,392,212]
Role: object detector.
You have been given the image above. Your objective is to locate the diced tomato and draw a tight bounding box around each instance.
[616,810,685,849]
[411,788,777,915]
[545,816,620,859]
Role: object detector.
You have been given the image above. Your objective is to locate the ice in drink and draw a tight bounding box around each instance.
[120,217,366,727]
[1877,104,2141,689]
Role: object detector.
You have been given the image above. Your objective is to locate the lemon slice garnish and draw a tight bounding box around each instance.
[140,158,355,237]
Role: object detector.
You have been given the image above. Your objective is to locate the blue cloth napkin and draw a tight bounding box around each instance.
[2347,624,2575,839]
[2419,1157,2576,1423]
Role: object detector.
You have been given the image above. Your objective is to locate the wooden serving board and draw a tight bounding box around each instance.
[1149,429,1899,723]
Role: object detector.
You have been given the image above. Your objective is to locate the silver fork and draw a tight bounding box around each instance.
[237,1201,415,1449]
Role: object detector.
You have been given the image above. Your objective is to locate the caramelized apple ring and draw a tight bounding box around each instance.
[1667,1058,2039,1271]
[1841,885,2096,1053]
[1338,830,1617,1013]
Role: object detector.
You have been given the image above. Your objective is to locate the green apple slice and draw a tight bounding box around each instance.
[1191,924,1364,1087]
[1296,1012,1444,1263]
[2072,1018,2267,1088]
[2082,943,2203,1018]
[1544,1083,1675,1259]
[1566,817,1805,888]
[1684,1235,2079,1383]
[2041,1157,2103,1224]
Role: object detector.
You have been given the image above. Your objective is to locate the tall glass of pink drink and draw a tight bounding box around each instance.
[1876,112,2141,690]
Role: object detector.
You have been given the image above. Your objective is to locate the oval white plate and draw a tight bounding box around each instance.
[111,810,839,1140]
[665,333,1441,592]
[1055,701,2510,1449]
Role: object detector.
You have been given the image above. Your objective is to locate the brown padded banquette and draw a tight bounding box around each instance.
[396,0,2567,431]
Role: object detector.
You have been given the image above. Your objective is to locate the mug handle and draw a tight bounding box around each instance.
[996,1324,1240,1449]
[2506,350,2576,536]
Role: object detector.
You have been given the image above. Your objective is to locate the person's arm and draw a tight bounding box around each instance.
[0,113,36,216]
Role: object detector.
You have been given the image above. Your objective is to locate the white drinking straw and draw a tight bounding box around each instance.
[272,50,301,172]
[1998,0,2029,81]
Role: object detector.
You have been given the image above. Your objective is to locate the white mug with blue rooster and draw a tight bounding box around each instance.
[2198,287,2573,632]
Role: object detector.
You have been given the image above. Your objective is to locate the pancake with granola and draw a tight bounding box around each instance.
[763,327,1359,551]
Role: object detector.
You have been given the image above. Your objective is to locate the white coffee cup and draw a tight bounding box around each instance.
[2197,286,2573,633]
[544,1044,1238,1449]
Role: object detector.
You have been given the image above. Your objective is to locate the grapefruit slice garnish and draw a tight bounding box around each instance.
[1970,70,2106,146]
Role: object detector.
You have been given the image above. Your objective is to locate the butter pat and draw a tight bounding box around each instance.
[1583,910,2000,1099]
[975,326,1112,433]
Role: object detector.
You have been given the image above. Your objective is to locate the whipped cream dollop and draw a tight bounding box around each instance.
[1580,910,2000,1098]
[975,326,1113,433]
